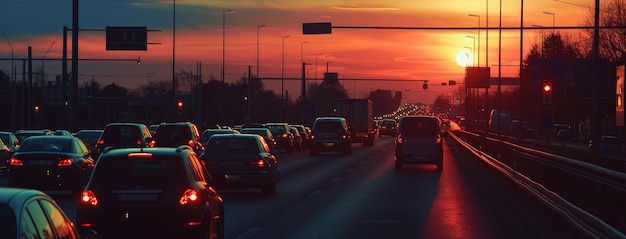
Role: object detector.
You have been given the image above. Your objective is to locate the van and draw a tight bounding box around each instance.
[394,115,444,171]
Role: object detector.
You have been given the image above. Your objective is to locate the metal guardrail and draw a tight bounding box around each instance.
[449,130,626,239]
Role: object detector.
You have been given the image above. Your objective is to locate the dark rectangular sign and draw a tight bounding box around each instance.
[106,26,148,51]
[302,22,332,34]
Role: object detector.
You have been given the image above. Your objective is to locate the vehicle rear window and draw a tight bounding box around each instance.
[76,131,102,142]
[101,126,143,146]
[153,126,192,147]
[91,156,182,186]
[265,125,287,134]
[400,118,438,137]
[313,121,342,130]
[382,121,396,126]
[205,137,260,154]
[19,138,72,152]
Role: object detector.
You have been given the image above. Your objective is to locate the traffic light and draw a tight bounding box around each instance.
[542,80,552,104]
[34,105,40,117]
[177,100,183,114]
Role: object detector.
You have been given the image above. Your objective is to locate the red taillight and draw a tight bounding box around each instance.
[188,140,195,147]
[57,158,73,167]
[96,139,104,145]
[136,140,143,146]
[180,189,199,205]
[9,157,23,166]
[252,158,265,167]
[342,133,348,140]
[310,134,315,140]
[396,134,403,144]
[281,133,288,138]
[81,190,98,206]
[436,134,442,144]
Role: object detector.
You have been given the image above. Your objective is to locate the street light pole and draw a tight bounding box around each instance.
[465,36,475,66]
[281,35,290,104]
[543,11,555,35]
[220,9,234,124]
[301,41,308,63]
[256,24,266,79]
[42,41,55,87]
[2,33,14,82]
[468,14,480,66]
[532,25,544,56]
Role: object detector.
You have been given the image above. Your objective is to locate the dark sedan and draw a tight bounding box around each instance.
[7,136,95,194]
[0,187,81,239]
[201,134,281,194]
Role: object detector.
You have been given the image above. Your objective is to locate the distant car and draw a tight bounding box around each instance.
[309,117,351,156]
[92,123,154,160]
[152,122,205,155]
[264,122,294,152]
[291,124,310,149]
[289,126,303,151]
[77,146,224,239]
[378,119,397,137]
[200,128,240,145]
[394,115,444,171]
[0,132,20,175]
[15,129,52,142]
[148,124,161,135]
[0,187,81,239]
[239,127,277,150]
[75,129,103,153]
[201,134,280,194]
[589,136,623,157]
[52,129,74,137]
[7,135,95,194]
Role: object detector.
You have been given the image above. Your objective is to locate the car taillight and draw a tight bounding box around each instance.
[436,134,442,144]
[252,158,265,167]
[96,139,104,145]
[342,133,348,139]
[281,133,288,138]
[136,140,143,146]
[9,157,23,166]
[180,189,199,205]
[310,134,315,140]
[396,134,403,144]
[81,190,98,206]
[57,158,73,166]
[188,139,195,147]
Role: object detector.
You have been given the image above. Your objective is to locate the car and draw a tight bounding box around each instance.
[291,124,310,149]
[75,129,103,153]
[394,115,444,171]
[264,122,294,152]
[92,123,154,160]
[589,135,623,157]
[52,129,74,137]
[0,131,20,175]
[309,117,351,156]
[378,119,398,137]
[148,124,161,135]
[289,126,303,151]
[7,135,95,194]
[15,129,52,143]
[239,127,277,151]
[77,146,224,239]
[0,187,81,239]
[152,122,205,156]
[200,134,280,194]
[200,128,240,145]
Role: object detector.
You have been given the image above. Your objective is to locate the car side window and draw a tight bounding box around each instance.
[76,140,89,154]
[24,200,54,239]
[20,209,39,239]
[39,199,78,239]
[188,154,206,183]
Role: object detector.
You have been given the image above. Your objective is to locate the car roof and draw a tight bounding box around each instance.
[0,188,49,205]
[208,134,260,140]
[99,146,190,158]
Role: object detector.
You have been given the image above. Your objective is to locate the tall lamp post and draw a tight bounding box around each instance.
[256,24,266,79]
[543,11,555,35]
[532,25,544,56]
[465,36,475,66]
[219,9,234,124]
[42,41,55,87]
[281,35,290,104]
[301,41,308,63]
[468,14,480,66]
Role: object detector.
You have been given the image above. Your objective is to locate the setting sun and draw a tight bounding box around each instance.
[456,50,471,67]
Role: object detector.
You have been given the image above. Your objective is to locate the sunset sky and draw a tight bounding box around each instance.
[0,0,594,103]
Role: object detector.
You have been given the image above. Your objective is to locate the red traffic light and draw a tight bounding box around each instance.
[177,101,183,107]
[543,80,552,92]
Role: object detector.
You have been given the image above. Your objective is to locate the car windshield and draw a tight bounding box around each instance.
[153,126,193,147]
[100,125,143,146]
[314,121,342,130]
[76,131,102,142]
[265,125,286,134]
[400,117,438,137]
[205,137,260,154]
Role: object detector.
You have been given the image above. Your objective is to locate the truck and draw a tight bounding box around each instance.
[335,98,375,146]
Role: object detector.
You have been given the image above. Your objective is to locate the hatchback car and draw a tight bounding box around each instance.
[289,126,303,151]
[75,129,103,153]
[239,127,277,150]
[93,123,154,160]
[394,115,444,171]
[264,122,294,152]
[77,146,224,239]
[201,134,280,194]
[0,187,81,239]
[200,128,240,146]
[309,117,351,156]
[7,136,95,194]
[378,119,398,137]
[153,122,204,155]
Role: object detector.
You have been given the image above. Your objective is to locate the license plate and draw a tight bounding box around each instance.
[30,160,53,166]
[221,161,242,166]
[323,143,334,147]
